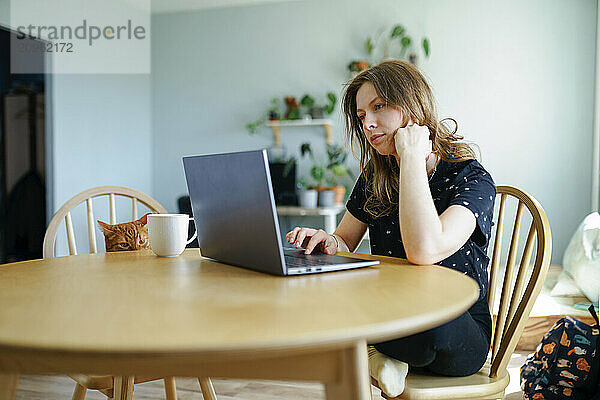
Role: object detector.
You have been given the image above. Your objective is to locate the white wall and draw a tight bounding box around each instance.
[0,1,6,23]
[151,0,597,263]
[51,74,152,255]
[421,0,596,264]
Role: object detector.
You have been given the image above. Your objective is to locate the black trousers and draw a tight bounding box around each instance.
[372,309,491,377]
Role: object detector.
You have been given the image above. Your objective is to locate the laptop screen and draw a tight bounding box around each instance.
[183,150,287,275]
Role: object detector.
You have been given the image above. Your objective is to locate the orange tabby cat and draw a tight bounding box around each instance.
[98,213,151,252]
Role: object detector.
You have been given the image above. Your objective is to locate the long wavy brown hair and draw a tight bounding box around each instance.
[342,60,477,218]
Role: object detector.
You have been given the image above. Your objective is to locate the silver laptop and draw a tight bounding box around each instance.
[182,149,379,275]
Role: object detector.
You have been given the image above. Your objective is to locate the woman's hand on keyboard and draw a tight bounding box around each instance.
[286,227,338,255]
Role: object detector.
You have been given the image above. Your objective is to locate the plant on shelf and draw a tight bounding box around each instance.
[300,142,326,188]
[246,97,281,135]
[246,92,337,135]
[347,23,431,75]
[300,142,354,205]
[379,24,430,62]
[300,94,318,119]
[323,92,337,115]
[268,97,281,120]
[348,60,370,73]
[284,96,301,120]
[300,94,315,109]
[325,144,354,186]
[298,176,311,190]
[297,176,319,208]
[300,92,338,120]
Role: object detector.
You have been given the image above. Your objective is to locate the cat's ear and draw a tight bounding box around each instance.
[97,220,114,234]
[137,213,151,226]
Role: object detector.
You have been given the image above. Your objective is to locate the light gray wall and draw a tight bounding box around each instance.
[51,74,152,255]
[0,0,7,24]
[423,0,596,265]
[151,0,597,264]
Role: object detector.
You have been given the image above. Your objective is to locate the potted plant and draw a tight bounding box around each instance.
[300,142,324,185]
[325,144,354,204]
[347,23,431,79]
[365,24,430,65]
[300,142,354,206]
[299,92,337,120]
[284,96,301,120]
[348,60,370,73]
[300,94,316,119]
[297,177,318,208]
[268,97,281,120]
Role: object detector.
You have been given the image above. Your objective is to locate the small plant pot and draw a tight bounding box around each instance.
[298,189,318,208]
[318,189,335,207]
[309,106,324,119]
[331,186,346,205]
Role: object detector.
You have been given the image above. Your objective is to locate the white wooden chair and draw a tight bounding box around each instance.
[374,185,552,400]
[41,186,218,400]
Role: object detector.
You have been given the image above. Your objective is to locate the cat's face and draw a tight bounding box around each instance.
[98,213,151,252]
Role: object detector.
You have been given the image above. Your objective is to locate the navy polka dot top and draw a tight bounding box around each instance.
[346,159,496,333]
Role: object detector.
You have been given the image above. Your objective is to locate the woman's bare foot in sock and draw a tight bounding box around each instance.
[368,346,409,398]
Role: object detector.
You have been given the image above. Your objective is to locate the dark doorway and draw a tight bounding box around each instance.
[0,25,52,264]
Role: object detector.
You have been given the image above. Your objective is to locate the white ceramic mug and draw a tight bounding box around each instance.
[147,214,197,257]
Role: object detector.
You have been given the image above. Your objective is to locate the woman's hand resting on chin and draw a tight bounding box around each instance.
[394,121,432,159]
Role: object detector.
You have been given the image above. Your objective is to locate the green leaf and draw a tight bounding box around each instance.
[326,144,346,165]
[365,37,373,55]
[391,25,405,39]
[327,92,337,104]
[325,92,337,115]
[245,115,266,135]
[245,123,257,135]
[300,94,315,108]
[282,157,297,177]
[310,166,324,183]
[422,38,430,57]
[287,108,301,120]
[400,36,411,49]
[298,177,309,189]
[300,142,313,159]
[331,164,348,177]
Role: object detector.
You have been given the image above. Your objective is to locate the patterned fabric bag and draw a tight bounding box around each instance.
[520,305,600,399]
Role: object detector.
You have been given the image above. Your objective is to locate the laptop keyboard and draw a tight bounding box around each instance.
[283,252,331,268]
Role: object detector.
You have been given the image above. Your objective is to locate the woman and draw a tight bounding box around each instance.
[286,60,495,398]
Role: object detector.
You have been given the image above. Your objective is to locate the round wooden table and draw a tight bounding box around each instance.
[0,249,478,400]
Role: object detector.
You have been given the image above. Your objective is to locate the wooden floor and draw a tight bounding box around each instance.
[14,352,528,400]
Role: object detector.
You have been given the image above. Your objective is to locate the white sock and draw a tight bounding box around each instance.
[368,345,409,398]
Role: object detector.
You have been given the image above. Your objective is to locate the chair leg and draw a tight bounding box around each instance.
[112,376,134,400]
[0,374,18,400]
[72,383,87,400]
[164,377,177,400]
[198,377,217,400]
